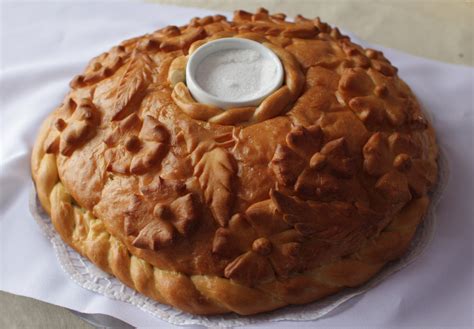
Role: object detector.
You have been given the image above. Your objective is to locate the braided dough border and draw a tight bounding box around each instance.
[170,32,305,125]
[31,114,431,315]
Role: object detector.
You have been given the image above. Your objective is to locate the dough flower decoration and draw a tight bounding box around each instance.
[337,66,427,131]
[211,205,305,286]
[104,114,169,175]
[363,132,437,204]
[212,189,380,287]
[125,179,202,251]
[270,124,359,202]
[43,97,101,157]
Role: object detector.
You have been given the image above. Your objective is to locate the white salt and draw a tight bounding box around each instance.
[195,48,278,101]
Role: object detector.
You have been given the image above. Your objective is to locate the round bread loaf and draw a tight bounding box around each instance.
[31,8,438,315]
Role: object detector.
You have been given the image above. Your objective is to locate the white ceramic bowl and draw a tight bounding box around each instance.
[186,38,284,109]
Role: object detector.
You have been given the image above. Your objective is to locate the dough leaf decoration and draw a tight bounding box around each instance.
[111,51,154,121]
[194,147,236,227]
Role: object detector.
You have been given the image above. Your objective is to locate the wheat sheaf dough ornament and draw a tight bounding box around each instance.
[32,8,438,315]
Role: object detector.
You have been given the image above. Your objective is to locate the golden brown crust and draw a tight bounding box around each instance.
[31,7,438,315]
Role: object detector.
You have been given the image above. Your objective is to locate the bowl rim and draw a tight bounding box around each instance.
[185,37,284,109]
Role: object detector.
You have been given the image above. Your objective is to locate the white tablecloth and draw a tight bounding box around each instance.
[1,2,473,328]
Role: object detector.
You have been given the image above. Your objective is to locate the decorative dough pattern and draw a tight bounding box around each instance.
[31,8,438,315]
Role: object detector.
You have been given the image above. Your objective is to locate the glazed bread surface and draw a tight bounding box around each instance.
[31,8,438,315]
